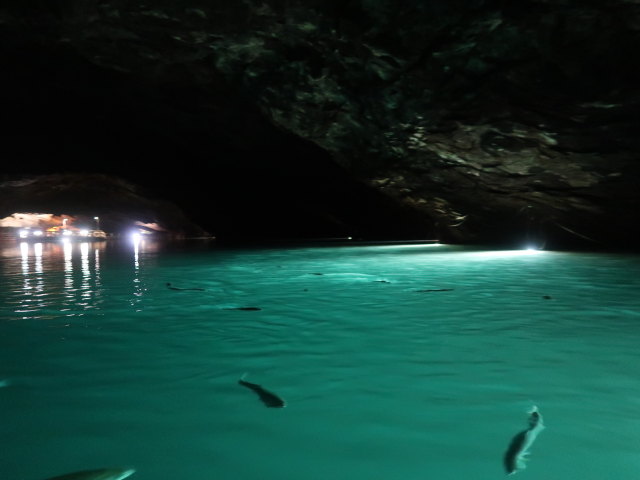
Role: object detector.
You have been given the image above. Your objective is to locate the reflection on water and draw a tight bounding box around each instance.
[131,234,146,309]
[63,239,73,295]
[0,236,159,321]
[2,240,640,480]
[18,241,44,318]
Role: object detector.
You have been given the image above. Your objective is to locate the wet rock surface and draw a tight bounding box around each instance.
[1,1,639,248]
[0,173,208,237]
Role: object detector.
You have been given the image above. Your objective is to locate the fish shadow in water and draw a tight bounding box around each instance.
[503,406,545,475]
[415,288,454,292]
[504,429,528,474]
[223,307,262,311]
[238,376,286,408]
[166,282,205,292]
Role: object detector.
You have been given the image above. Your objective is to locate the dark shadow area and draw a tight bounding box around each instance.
[0,37,435,242]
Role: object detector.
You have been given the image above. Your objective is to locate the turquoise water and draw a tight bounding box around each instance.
[1,238,640,480]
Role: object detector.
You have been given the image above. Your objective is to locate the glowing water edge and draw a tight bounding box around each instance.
[2,239,640,480]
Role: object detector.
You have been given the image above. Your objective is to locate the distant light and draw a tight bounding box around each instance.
[79,229,89,236]
[20,242,28,258]
[33,230,43,236]
[62,230,72,236]
[19,229,29,238]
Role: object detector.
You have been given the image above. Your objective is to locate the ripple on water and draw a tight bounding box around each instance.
[1,244,640,480]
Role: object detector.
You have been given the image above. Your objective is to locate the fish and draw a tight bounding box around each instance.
[503,406,545,475]
[223,307,262,311]
[166,282,205,291]
[44,467,136,480]
[238,374,286,408]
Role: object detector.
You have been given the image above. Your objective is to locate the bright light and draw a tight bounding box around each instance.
[131,232,141,269]
[79,229,89,236]
[62,230,72,236]
[19,229,29,238]
[33,230,43,236]
[465,249,545,260]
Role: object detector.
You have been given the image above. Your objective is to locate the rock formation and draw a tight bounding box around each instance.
[1,1,638,248]
[0,173,208,237]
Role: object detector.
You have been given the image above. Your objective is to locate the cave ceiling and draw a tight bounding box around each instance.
[1,1,639,248]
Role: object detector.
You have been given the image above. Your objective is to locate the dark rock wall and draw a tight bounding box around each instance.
[1,1,639,247]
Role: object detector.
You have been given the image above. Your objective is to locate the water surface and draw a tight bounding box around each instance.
[1,238,640,480]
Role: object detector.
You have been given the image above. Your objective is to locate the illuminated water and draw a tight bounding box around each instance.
[1,238,640,480]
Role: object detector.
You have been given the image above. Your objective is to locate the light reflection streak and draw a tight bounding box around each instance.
[8,239,110,321]
[20,242,29,275]
[462,249,546,260]
[95,246,100,272]
[33,243,43,273]
[33,242,45,300]
[16,242,46,318]
[80,242,90,275]
[94,246,102,294]
[18,242,31,318]
[130,234,146,309]
[63,239,74,301]
[80,242,91,303]
[132,234,141,270]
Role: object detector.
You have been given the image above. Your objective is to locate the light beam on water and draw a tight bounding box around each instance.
[1,240,639,480]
